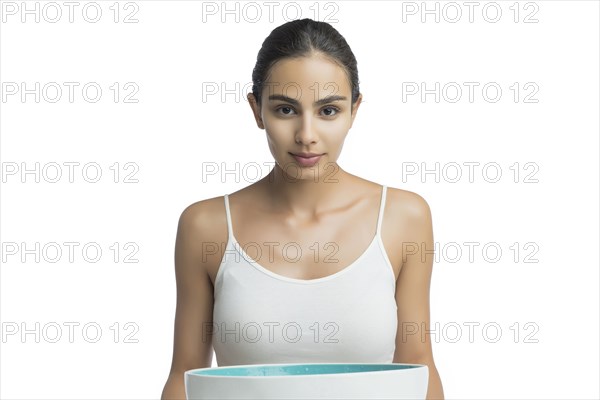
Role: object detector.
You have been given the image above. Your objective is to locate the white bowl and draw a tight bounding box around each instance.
[185,362,429,399]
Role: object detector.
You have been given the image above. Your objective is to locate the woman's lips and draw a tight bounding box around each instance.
[290,153,323,167]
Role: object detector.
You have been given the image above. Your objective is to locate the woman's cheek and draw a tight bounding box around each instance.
[318,118,348,138]
[264,117,292,136]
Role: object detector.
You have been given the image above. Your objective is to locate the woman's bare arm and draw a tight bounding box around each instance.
[392,192,444,399]
[161,203,216,400]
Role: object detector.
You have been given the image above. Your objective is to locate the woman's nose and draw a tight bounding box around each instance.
[295,116,318,145]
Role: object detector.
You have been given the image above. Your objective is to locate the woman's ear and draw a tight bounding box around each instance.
[247,93,265,129]
[349,93,363,128]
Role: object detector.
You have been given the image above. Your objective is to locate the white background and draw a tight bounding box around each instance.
[1,0,598,398]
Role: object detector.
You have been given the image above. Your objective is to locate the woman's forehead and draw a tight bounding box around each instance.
[264,56,351,99]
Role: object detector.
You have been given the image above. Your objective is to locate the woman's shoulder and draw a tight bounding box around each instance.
[385,185,432,220]
[177,194,229,239]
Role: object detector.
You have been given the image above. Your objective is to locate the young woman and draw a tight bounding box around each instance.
[162,18,444,399]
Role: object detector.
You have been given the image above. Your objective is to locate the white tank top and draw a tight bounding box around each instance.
[212,185,398,366]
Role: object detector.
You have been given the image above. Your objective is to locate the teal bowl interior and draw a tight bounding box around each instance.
[189,364,421,377]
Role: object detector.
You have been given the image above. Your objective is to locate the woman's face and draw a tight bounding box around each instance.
[248,54,362,181]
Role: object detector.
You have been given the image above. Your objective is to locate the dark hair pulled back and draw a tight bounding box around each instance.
[251,18,360,109]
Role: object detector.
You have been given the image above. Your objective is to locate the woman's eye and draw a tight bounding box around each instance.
[276,106,295,115]
[275,106,339,117]
[321,107,340,117]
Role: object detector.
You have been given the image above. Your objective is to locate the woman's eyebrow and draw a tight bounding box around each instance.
[268,94,348,106]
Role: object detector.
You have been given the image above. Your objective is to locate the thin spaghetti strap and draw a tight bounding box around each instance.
[223,194,234,241]
[376,185,387,236]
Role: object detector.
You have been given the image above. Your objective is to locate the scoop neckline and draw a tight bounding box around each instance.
[230,233,380,285]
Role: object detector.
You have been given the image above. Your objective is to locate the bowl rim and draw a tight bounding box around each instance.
[185,362,429,379]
